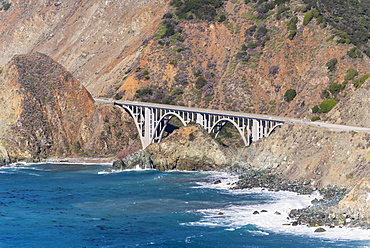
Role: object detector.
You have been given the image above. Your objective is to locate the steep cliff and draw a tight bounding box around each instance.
[0,0,170,96]
[0,52,139,164]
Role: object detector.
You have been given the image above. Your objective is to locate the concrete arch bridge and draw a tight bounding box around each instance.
[107,100,285,149]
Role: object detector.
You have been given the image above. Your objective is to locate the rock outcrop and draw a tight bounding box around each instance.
[0,52,140,164]
[113,125,229,171]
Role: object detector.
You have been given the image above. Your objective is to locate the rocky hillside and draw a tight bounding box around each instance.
[325,78,370,128]
[115,0,370,121]
[1,0,370,123]
[0,52,139,164]
[0,0,169,96]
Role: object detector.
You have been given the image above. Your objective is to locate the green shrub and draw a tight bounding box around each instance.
[136,88,153,97]
[347,47,363,58]
[326,58,337,72]
[247,41,258,49]
[303,11,313,25]
[3,3,11,10]
[64,73,72,82]
[316,16,323,25]
[353,74,370,88]
[114,93,123,100]
[218,14,227,22]
[319,99,338,113]
[321,89,330,99]
[344,68,358,80]
[276,7,290,20]
[171,0,226,21]
[312,105,321,113]
[287,16,298,30]
[311,116,321,121]
[336,38,347,44]
[169,60,178,66]
[287,30,297,40]
[284,89,297,102]
[328,83,342,94]
[311,9,320,18]
[326,35,334,42]
[195,76,207,89]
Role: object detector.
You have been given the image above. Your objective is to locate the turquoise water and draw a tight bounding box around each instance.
[0,163,369,247]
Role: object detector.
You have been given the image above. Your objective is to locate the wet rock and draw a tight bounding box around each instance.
[253,211,259,215]
[214,180,222,184]
[314,227,326,232]
[113,150,153,170]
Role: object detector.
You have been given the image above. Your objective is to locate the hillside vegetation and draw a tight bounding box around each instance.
[116,0,370,123]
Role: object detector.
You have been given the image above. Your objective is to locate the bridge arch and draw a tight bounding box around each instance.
[112,100,285,149]
[153,112,188,144]
[266,122,283,136]
[118,104,147,147]
[210,118,249,146]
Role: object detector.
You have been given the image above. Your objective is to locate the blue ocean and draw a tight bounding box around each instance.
[0,163,369,248]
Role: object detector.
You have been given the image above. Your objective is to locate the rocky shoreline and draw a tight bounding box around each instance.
[221,165,364,231]
[111,123,370,231]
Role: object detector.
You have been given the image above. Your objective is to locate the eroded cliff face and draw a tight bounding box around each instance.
[0,52,139,163]
[0,0,170,96]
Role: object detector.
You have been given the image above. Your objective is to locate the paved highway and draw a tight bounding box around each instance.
[95,98,370,134]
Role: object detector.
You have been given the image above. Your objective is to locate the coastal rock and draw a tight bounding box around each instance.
[0,145,9,165]
[335,179,370,227]
[145,125,229,171]
[113,125,229,171]
[113,150,153,170]
[0,53,139,164]
[314,227,326,233]
[239,122,370,228]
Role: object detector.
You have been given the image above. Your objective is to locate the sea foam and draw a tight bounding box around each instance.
[186,172,370,242]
